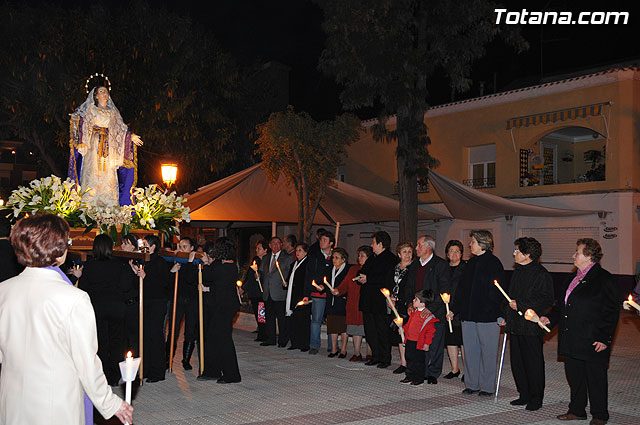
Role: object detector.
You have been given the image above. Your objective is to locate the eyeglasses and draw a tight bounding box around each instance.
[448,249,461,254]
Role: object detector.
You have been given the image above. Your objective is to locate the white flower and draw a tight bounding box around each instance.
[148,218,155,228]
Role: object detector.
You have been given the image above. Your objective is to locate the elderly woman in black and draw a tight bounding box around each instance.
[447,230,505,396]
[504,237,554,411]
[540,239,619,425]
[78,234,131,386]
[285,243,310,351]
[198,237,241,383]
[443,240,466,380]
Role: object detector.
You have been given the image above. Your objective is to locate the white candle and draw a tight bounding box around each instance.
[393,317,405,343]
[440,293,453,333]
[624,294,640,312]
[524,308,551,332]
[323,276,334,291]
[236,280,243,304]
[119,351,141,425]
[380,288,401,320]
[275,261,287,286]
[250,261,263,292]
[494,280,523,316]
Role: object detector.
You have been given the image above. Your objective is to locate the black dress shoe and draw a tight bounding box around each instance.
[260,342,276,346]
[525,401,542,411]
[328,352,338,358]
[510,398,529,406]
[196,375,218,381]
[338,353,347,359]
[300,348,309,352]
[364,360,379,366]
[376,362,390,368]
[393,365,406,374]
[478,391,493,397]
[287,346,298,350]
[556,413,588,421]
[400,378,412,384]
[462,388,479,395]
[427,376,438,384]
[278,343,288,348]
[146,376,165,383]
[182,361,192,371]
[443,371,460,379]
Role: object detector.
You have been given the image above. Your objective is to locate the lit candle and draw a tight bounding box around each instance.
[118,351,141,425]
[250,261,264,292]
[296,299,313,308]
[623,294,640,312]
[323,276,334,291]
[236,280,243,304]
[380,288,401,320]
[393,317,405,343]
[494,280,523,316]
[440,293,453,333]
[524,308,551,332]
[311,280,323,291]
[275,260,287,286]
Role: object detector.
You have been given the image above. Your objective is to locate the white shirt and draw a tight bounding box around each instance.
[419,253,433,267]
[285,257,307,316]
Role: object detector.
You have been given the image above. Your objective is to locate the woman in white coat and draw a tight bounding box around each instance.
[0,214,133,425]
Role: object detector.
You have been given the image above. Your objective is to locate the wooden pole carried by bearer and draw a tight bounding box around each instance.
[168,270,179,373]
[198,264,205,375]
[138,265,144,385]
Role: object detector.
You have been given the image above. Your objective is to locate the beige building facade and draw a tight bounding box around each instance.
[340,67,640,281]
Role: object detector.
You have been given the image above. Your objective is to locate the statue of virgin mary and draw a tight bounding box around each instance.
[67,74,142,207]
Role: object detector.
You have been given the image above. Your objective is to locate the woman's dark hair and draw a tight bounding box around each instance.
[145,235,161,253]
[295,242,309,253]
[577,238,603,263]
[213,237,236,261]
[357,245,373,259]
[122,233,138,247]
[11,214,69,267]
[256,239,269,251]
[445,240,464,257]
[92,234,113,260]
[332,247,349,264]
[469,229,494,251]
[204,241,215,258]
[514,237,542,262]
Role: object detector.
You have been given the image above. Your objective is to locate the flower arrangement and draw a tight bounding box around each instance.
[4,176,89,227]
[3,177,190,240]
[130,184,190,236]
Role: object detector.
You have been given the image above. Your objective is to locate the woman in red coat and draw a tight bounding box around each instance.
[332,245,372,361]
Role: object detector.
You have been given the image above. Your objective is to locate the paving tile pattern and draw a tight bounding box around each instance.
[100,311,640,425]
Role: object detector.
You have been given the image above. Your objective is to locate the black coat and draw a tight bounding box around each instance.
[243,255,264,299]
[202,261,240,313]
[358,249,398,313]
[303,245,332,297]
[286,256,307,311]
[78,257,132,305]
[547,263,619,362]
[447,261,466,326]
[451,251,505,323]
[503,261,554,336]
[142,254,171,301]
[403,255,451,321]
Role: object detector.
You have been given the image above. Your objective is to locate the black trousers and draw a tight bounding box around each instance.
[405,340,426,383]
[265,297,288,346]
[203,306,241,382]
[363,312,391,363]
[169,296,198,347]
[143,299,167,379]
[250,296,267,341]
[289,304,311,349]
[424,322,446,378]
[94,301,125,384]
[565,356,609,421]
[510,334,545,404]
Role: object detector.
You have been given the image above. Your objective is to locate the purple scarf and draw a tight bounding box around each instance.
[45,265,93,425]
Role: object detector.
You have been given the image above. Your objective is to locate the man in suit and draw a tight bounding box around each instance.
[356,230,398,368]
[260,236,293,347]
[404,235,450,384]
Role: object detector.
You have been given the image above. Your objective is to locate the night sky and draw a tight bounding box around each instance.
[21,0,640,119]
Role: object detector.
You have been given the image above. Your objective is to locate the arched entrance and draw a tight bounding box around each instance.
[520,126,606,186]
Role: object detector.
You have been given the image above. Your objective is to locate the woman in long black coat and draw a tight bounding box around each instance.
[78,234,132,386]
[198,237,241,383]
[285,243,310,351]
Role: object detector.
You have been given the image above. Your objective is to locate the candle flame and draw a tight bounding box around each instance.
[380,288,390,297]
[440,293,450,303]
[236,280,243,287]
[324,276,329,284]
[630,294,634,302]
[297,300,304,306]
[276,260,280,266]
[493,280,499,286]
[126,351,132,359]
[250,261,258,271]
[524,309,537,321]
[393,317,403,326]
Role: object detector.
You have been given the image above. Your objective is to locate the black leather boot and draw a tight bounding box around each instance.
[182,341,195,370]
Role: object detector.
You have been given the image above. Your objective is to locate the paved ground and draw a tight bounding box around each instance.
[101,311,640,425]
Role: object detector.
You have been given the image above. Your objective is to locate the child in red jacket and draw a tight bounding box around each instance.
[400,289,438,386]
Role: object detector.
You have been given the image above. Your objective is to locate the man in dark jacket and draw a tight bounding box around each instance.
[504,237,554,411]
[356,231,398,368]
[404,235,450,384]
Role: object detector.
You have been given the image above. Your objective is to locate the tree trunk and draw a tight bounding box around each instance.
[31,130,62,176]
[396,107,418,244]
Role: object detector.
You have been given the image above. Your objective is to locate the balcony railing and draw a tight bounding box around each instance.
[393,179,430,195]
[463,177,495,189]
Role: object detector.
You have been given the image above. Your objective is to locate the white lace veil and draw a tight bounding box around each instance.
[74,88,128,167]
